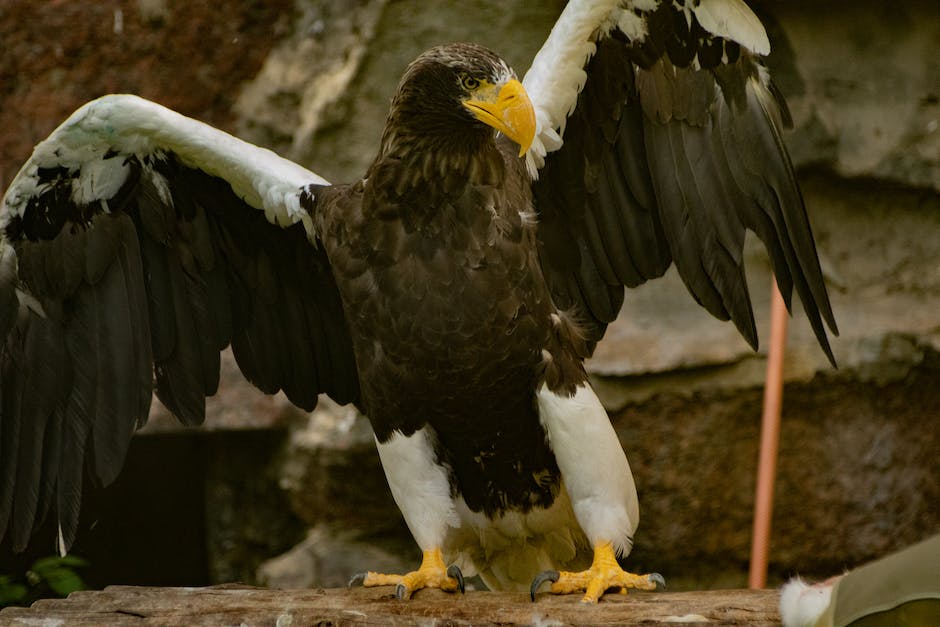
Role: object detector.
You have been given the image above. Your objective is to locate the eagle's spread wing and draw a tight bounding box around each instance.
[0,95,358,552]
[523,0,838,362]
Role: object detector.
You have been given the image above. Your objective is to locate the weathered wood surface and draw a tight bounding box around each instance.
[0,584,780,625]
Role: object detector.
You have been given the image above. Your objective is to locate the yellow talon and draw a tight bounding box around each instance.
[351,548,464,599]
[531,542,664,603]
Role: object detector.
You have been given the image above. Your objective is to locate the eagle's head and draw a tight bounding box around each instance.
[383,43,536,158]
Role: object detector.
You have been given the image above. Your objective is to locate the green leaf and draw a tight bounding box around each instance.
[52,555,89,569]
[0,581,28,607]
[42,568,86,597]
[31,555,89,574]
[27,555,89,597]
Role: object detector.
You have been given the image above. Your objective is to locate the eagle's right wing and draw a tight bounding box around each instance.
[523,0,837,361]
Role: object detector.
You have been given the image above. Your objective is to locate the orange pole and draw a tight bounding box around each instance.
[748,279,788,589]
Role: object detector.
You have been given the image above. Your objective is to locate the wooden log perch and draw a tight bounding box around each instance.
[0,585,780,625]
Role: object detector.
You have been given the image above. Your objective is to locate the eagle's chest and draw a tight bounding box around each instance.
[332,186,549,383]
[333,205,563,516]
[322,178,564,517]
[349,215,549,391]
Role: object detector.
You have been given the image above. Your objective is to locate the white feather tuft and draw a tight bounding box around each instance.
[780,577,834,627]
[57,523,67,557]
[15,287,46,318]
[70,152,131,206]
[617,9,649,42]
[693,0,771,55]
[147,166,174,207]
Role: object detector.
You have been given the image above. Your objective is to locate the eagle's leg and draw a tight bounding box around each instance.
[531,542,664,603]
[351,548,464,599]
[350,428,464,599]
[535,383,664,602]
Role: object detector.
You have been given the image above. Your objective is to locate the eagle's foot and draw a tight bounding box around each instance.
[530,542,664,603]
[349,548,464,600]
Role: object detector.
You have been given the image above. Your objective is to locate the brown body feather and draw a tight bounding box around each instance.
[313,125,586,516]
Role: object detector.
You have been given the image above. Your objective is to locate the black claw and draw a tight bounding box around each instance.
[530,569,560,602]
[447,564,466,594]
[347,572,366,588]
[396,583,411,600]
[649,572,666,590]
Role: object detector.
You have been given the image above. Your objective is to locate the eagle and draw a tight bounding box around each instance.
[0,0,836,603]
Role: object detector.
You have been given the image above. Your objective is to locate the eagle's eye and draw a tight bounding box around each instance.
[459,74,480,91]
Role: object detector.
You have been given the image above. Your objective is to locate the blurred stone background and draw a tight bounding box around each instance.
[1,0,938,591]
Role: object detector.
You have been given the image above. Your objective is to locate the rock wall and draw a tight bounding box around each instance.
[1,0,938,590]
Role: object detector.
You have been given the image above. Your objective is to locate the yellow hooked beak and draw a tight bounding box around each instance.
[462,78,536,157]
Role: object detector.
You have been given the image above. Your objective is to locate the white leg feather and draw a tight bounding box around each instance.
[537,382,638,556]
[374,428,460,551]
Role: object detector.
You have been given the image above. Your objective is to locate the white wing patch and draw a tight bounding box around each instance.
[523,0,620,177]
[71,152,131,206]
[1,94,329,238]
[617,10,649,42]
[694,0,770,56]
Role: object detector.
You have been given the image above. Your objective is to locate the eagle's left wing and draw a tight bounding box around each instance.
[524,0,838,363]
[0,95,359,553]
